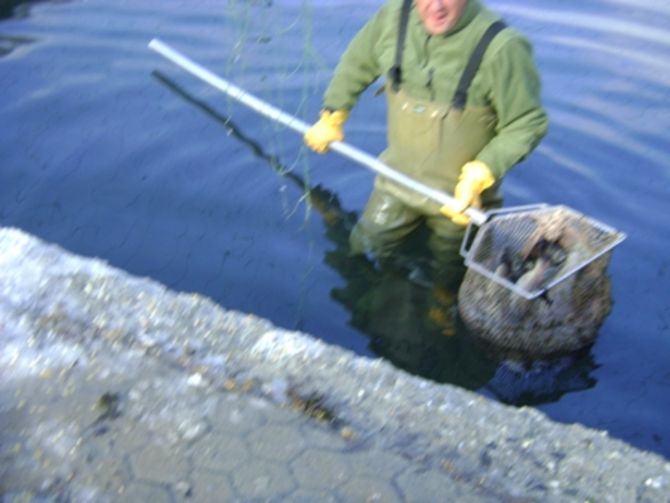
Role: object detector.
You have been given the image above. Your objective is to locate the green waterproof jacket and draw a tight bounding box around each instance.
[323,0,548,181]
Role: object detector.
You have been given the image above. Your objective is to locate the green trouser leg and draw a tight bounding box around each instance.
[349,188,423,259]
[350,188,467,289]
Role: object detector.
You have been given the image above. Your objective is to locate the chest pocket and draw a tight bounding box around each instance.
[383,86,496,193]
[387,90,449,157]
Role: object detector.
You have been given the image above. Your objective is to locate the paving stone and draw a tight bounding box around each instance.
[0,434,23,462]
[17,379,100,429]
[0,491,42,503]
[128,443,189,484]
[337,475,402,502]
[247,424,307,462]
[121,481,173,502]
[297,422,350,451]
[343,448,410,479]
[260,403,307,424]
[290,449,351,489]
[188,470,236,502]
[283,488,340,503]
[396,467,492,503]
[231,459,296,500]
[211,396,268,435]
[192,432,250,473]
[113,421,155,453]
[0,457,45,494]
[75,450,132,495]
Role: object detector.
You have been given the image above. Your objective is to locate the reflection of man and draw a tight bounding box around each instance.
[312,183,594,398]
[305,0,548,286]
[317,186,498,389]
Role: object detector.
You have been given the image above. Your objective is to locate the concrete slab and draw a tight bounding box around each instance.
[1,227,668,502]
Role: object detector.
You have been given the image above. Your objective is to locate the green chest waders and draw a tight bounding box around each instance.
[377,87,499,215]
[351,16,507,260]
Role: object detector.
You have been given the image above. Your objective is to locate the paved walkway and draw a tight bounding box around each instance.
[2,339,490,502]
[1,227,669,502]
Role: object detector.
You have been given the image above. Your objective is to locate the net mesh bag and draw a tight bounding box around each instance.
[457,206,621,357]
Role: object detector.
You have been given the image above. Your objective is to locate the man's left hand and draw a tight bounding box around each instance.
[440,161,495,225]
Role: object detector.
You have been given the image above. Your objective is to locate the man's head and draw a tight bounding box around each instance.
[416,0,469,35]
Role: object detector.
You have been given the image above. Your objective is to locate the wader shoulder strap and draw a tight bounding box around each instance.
[451,20,507,110]
[389,0,412,92]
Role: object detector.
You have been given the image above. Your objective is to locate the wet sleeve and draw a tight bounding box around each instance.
[475,34,549,179]
[322,6,388,111]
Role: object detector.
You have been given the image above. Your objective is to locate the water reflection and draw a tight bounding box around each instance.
[0,0,68,20]
[151,70,598,406]
[0,1,25,20]
[483,349,598,406]
[0,33,33,57]
[496,4,670,46]
[0,1,71,57]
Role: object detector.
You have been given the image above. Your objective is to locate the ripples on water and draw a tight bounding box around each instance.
[0,0,668,458]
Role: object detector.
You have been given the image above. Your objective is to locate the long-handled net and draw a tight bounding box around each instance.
[461,204,625,300]
[457,204,623,356]
[148,39,626,328]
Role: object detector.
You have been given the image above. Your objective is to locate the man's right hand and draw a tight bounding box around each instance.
[304,110,349,153]
[440,161,495,225]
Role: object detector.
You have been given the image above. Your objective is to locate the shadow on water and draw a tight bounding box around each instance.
[151,70,599,406]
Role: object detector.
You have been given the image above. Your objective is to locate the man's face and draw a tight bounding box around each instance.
[416,0,469,35]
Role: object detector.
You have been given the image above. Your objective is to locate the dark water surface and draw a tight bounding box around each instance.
[1,0,669,457]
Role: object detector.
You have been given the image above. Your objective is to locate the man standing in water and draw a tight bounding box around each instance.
[304,0,548,290]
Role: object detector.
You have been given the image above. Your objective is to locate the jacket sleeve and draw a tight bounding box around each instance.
[322,5,390,111]
[475,33,549,179]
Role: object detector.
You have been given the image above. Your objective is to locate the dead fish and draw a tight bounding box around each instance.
[526,238,567,267]
[496,246,529,282]
[515,254,553,293]
[516,239,567,293]
[495,238,567,287]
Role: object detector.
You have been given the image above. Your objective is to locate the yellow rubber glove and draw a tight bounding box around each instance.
[440,161,495,226]
[304,110,349,153]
